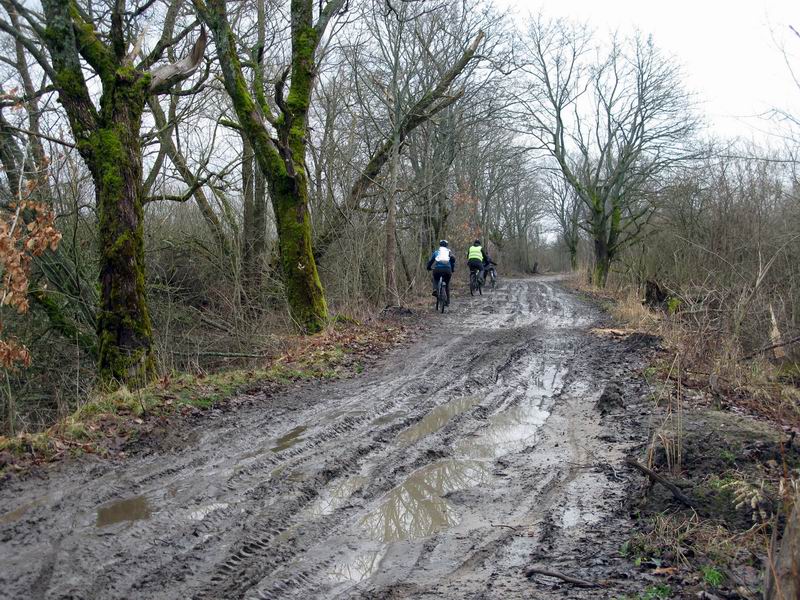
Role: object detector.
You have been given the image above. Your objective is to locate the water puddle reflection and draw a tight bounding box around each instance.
[457,362,564,459]
[361,459,489,542]
[96,495,152,527]
[271,426,307,452]
[397,396,479,445]
[328,546,386,583]
[0,501,36,526]
[308,476,366,517]
[457,403,550,459]
[372,410,407,427]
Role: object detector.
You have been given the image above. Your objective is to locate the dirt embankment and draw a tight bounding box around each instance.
[1,276,683,599]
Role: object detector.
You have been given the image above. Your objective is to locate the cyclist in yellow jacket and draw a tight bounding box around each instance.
[467,239,487,285]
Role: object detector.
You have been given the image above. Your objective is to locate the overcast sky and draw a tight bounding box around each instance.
[502,0,798,143]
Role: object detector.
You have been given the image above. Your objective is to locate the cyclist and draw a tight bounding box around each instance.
[467,239,487,285]
[483,253,497,285]
[426,239,455,301]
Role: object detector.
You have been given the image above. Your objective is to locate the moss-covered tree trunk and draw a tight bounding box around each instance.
[586,193,618,287]
[272,173,327,330]
[593,239,611,287]
[195,0,334,333]
[40,0,205,385]
[88,75,155,384]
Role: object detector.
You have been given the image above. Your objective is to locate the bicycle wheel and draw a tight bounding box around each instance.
[439,280,447,313]
[490,271,496,289]
[435,280,442,312]
[477,275,483,295]
[469,272,476,296]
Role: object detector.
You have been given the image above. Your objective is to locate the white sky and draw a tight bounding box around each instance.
[502,0,799,143]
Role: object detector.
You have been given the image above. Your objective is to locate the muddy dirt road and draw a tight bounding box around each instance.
[1,276,658,599]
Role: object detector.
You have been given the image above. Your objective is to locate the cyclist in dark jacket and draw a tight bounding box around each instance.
[426,239,455,300]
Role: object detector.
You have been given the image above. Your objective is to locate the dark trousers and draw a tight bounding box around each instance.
[468,259,484,283]
[432,268,452,296]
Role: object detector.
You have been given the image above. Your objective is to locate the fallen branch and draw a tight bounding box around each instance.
[625,457,698,510]
[524,567,604,588]
[738,334,800,362]
[170,350,270,359]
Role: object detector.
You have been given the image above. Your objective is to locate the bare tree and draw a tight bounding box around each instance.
[545,171,582,270]
[520,18,698,285]
[193,0,345,332]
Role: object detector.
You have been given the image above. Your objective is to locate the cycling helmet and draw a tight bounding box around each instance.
[439,239,449,247]
[473,239,481,246]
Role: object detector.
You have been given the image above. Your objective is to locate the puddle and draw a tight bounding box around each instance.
[457,362,564,459]
[239,445,270,461]
[189,502,228,521]
[96,495,152,527]
[308,476,366,517]
[328,546,386,583]
[457,403,550,459]
[372,410,407,427]
[361,459,490,542]
[271,426,307,452]
[0,501,36,526]
[397,396,479,445]
[270,464,288,479]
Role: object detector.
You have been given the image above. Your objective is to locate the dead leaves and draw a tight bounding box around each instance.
[0,200,61,368]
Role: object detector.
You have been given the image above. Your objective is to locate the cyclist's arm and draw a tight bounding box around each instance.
[425,253,435,270]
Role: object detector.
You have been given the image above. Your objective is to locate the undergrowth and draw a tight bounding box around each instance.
[570,274,799,598]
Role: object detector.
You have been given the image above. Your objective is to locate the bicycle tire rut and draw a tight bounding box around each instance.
[0,276,657,599]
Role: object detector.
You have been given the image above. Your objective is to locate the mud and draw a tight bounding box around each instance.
[0,276,659,599]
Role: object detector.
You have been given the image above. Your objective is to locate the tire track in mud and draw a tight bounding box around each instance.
[0,276,654,600]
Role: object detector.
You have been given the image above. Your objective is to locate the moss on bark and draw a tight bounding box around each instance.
[83,70,155,386]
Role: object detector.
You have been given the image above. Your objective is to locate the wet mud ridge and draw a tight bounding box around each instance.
[0,276,658,599]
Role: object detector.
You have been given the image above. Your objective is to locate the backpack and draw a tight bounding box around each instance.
[435,247,451,263]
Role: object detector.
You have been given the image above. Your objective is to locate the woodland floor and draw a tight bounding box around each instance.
[1,276,764,599]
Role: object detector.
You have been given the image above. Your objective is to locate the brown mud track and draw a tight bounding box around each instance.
[1,276,660,599]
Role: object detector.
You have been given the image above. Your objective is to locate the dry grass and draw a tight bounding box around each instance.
[569,273,800,427]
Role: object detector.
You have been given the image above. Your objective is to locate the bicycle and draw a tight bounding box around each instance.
[435,274,449,313]
[469,267,483,296]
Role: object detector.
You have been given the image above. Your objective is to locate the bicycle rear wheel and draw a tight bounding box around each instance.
[438,280,447,313]
[469,272,476,296]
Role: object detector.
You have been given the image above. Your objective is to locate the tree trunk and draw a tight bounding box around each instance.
[241,134,256,295]
[272,173,327,331]
[38,0,205,387]
[252,164,267,294]
[0,108,23,200]
[90,87,155,385]
[385,139,400,306]
[196,0,329,333]
[569,246,578,271]
[593,238,611,287]
[765,499,799,600]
